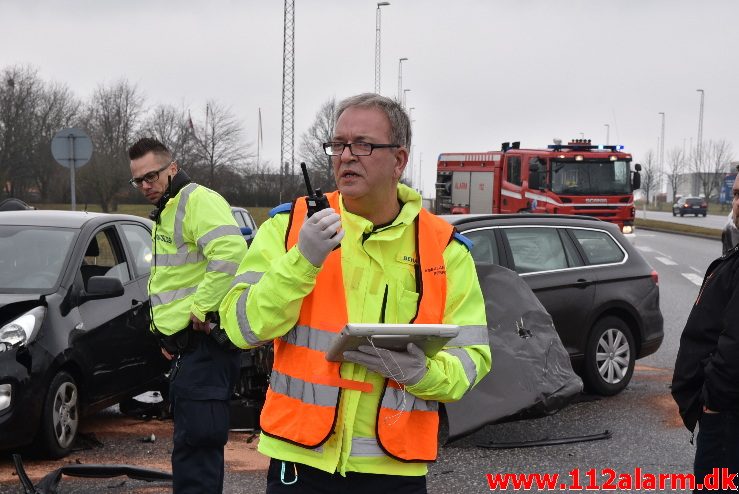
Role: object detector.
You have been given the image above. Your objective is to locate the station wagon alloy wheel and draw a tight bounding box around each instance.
[584,316,635,396]
[596,328,630,384]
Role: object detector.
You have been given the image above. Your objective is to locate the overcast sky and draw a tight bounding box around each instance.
[2,0,738,197]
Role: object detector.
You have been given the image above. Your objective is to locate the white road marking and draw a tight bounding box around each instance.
[682,273,704,286]
[690,266,703,274]
[637,245,654,252]
[656,256,677,265]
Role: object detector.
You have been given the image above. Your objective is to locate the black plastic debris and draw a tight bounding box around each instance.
[12,454,172,494]
[478,430,613,449]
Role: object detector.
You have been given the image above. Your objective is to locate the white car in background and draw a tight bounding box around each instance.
[231,207,258,245]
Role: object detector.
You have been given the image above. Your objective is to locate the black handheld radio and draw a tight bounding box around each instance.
[301,162,329,217]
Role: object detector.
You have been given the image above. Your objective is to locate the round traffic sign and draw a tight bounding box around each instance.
[51,128,93,168]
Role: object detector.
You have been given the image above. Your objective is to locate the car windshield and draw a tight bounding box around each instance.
[0,225,76,292]
[551,160,631,196]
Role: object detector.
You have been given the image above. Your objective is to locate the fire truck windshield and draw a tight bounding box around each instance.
[551,160,631,196]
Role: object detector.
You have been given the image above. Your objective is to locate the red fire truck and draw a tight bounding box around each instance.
[435,139,642,234]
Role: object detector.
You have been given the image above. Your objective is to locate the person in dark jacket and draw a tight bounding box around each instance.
[672,174,739,493]
[721,211,739,254]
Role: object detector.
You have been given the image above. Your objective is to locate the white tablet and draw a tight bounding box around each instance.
[325,323,460,362]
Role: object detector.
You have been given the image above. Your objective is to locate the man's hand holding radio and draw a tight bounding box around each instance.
[298,208,344,267]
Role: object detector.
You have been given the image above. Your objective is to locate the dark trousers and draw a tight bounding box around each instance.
[169,333,240,494]
[693,411,739,494]
[266,459,427,494]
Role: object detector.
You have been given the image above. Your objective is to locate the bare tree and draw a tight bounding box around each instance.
[30,82,80,202]
[189,100,251,189]
[0,66,44,199]
[140,103,197,165]
[666,146,686,202]
[690,139,733,201]
[78,79,144,212]
[299,97,337,193]
[704,139,734,202]
[639,149,662,204]
[0,66,80,202]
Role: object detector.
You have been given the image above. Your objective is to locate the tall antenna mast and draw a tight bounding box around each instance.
[280,0,296,200]
[374,3,390,93]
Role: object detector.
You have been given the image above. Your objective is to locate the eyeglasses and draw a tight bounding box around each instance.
[129,161,174,188]
[322,142,400,157]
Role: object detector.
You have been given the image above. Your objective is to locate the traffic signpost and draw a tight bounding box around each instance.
[51,128,93,211]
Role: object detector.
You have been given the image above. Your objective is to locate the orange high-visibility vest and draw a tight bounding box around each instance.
[259,191,453,462]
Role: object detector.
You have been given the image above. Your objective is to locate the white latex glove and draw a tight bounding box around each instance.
[297,208,344,267]
[343,343,428,386]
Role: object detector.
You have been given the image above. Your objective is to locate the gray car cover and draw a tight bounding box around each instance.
[444,263,583,442]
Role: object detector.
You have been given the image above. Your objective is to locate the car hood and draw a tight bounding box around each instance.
[0,293,44,310]
[444,264,583,442]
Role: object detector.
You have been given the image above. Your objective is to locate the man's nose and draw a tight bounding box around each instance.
[339,145,355,162]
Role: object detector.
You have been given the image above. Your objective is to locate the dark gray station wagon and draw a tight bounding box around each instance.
[444,214,664,395]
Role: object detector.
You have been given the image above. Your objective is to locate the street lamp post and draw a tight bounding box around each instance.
[374,2,390,94]
[658,112,665,193]
[403,88,411,108]
[409,106,415,188]
[603,123,610,145]
[398,57,408,102]
[696,89,705,168]
[658,112,666,195]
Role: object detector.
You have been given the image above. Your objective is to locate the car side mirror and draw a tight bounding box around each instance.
[83,276,124,302]
[632,171,641,191]
[239,226,253,237]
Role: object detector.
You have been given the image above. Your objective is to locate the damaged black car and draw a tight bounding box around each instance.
[0,210,169,458]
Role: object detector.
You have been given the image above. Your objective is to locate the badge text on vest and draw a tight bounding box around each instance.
[397,254,418,266]
[155,233,173,244]
[424,265,446,276]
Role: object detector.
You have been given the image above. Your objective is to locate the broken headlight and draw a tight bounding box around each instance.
[0,306,46,352]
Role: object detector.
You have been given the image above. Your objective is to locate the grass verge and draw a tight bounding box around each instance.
[636,218,721,240]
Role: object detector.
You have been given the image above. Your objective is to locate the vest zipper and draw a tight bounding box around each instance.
[380,285,388,323]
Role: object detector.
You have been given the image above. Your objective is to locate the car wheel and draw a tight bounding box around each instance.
[703,213,707,217]
[672,209,677,216]
[680,212,684,217]
[35,371,79,459]
[584,317,635,396]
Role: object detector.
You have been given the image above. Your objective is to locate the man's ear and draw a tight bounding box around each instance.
[393,147,409,180]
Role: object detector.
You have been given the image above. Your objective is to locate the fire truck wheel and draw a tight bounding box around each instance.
[583,316,635,396]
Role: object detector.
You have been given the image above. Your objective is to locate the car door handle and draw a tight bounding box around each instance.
[575,278,592,288]
[131,299,145,311]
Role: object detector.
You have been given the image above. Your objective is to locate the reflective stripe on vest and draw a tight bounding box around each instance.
[350,437,385,457]
[235,285,272,347]
[446,324,488,347]
[443,348,478,391]
[258,191,453,462]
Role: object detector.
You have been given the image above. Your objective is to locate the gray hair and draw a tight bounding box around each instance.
[335,93,412,149]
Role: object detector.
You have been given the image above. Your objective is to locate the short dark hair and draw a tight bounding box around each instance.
[128,137,172,161]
